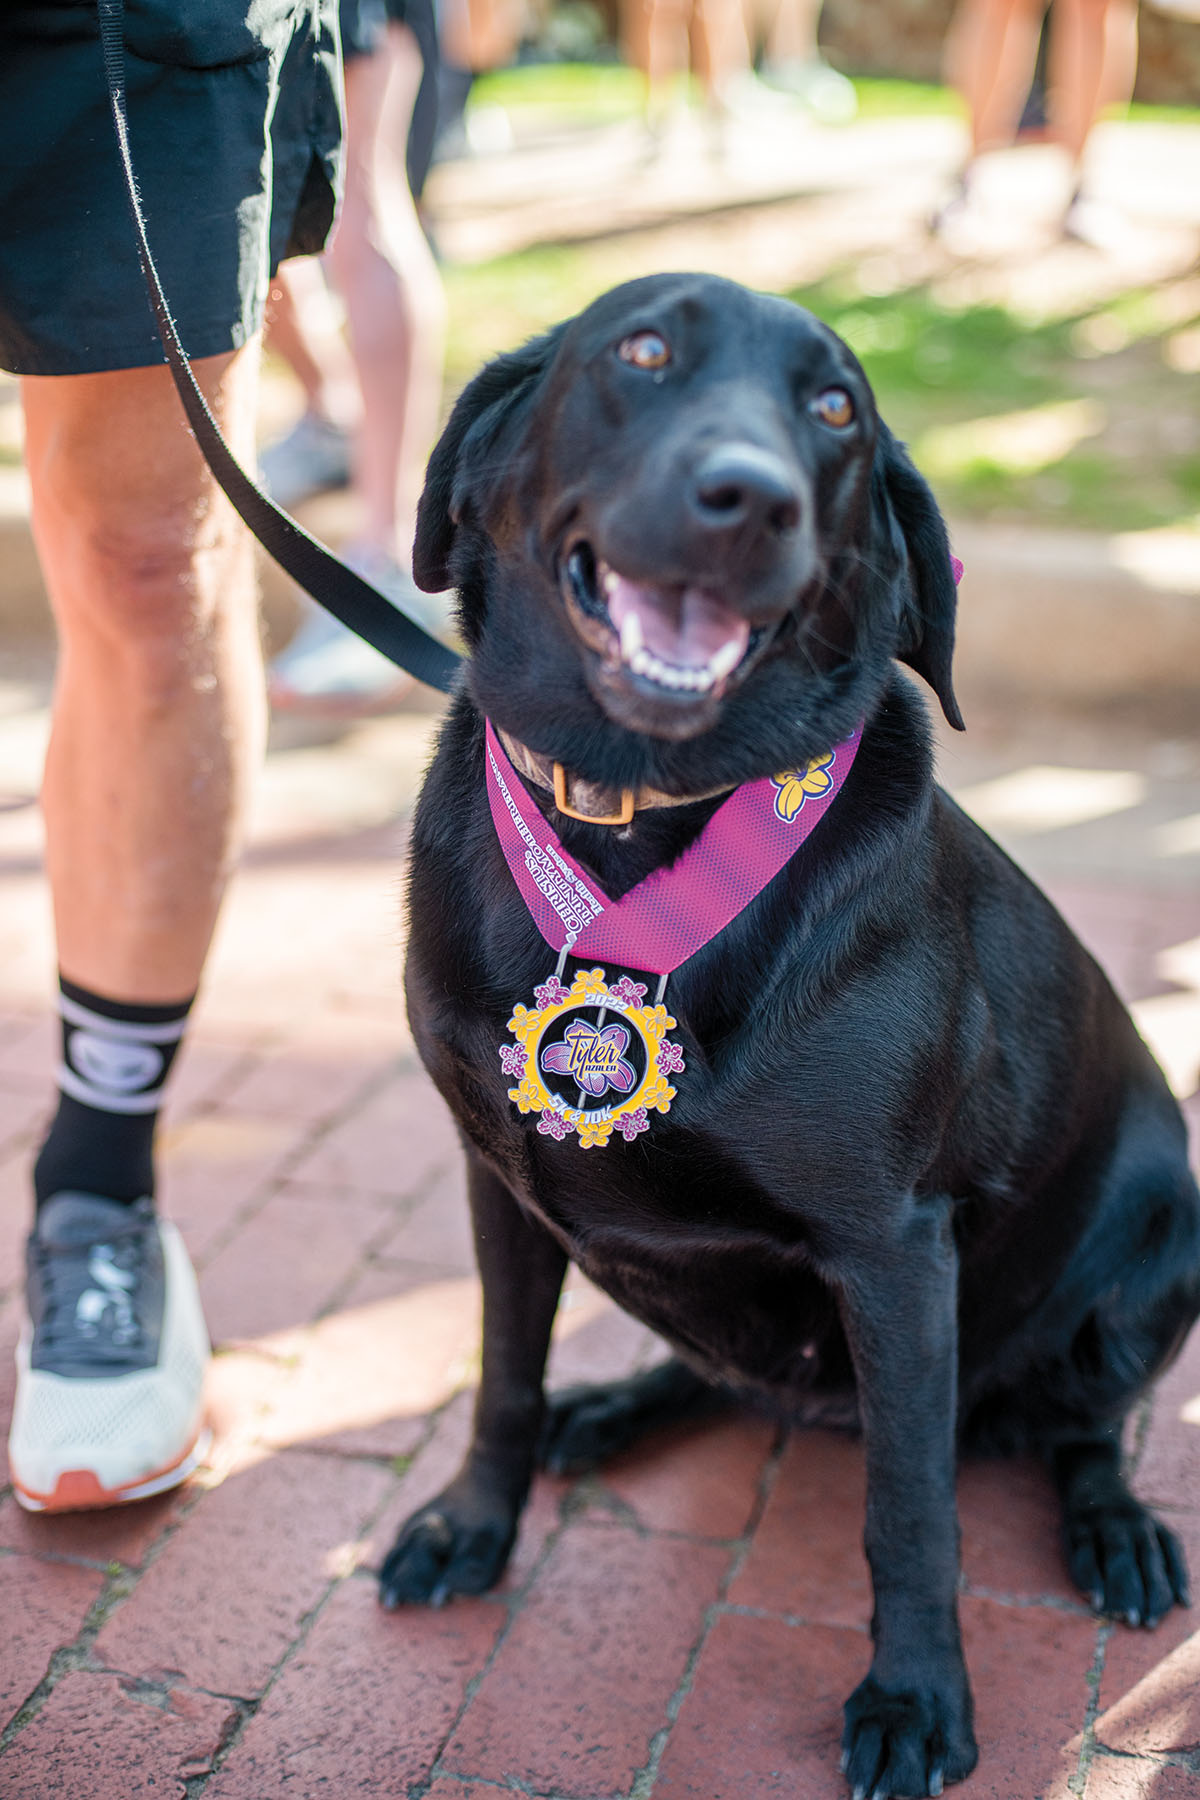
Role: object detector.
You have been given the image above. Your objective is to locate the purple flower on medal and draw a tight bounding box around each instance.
[534,975,570,1009]
[537,1109,573,1140]
[541,1020,637,1098]
[610,976,647,1006]
[498,1042,527,1077]
[615,1107,649,1142]
[657,1039,686,1075]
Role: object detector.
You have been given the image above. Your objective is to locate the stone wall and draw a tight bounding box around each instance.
[818,1,1200,106]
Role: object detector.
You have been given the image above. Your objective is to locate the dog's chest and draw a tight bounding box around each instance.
[508,1115,853,1398]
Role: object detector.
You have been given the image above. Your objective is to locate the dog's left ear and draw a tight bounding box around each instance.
[413,322,568,592]
[873,422,964,731]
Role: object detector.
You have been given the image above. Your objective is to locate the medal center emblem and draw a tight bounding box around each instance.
[541,1020,637,1098]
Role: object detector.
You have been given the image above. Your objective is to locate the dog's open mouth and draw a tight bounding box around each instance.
[562,543,769,702]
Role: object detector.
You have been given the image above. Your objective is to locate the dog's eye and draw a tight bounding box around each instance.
[618,331,671,371]
[811,388,855,429]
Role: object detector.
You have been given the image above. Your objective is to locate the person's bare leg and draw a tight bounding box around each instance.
[622,0,686,133]
[326,25,446,563]
[265,259,359,431]
[692,0,753,111]
[944,0,1046,157]
[764,0,820,65]
[1049,0,1137,170]
[22,344,265,1001]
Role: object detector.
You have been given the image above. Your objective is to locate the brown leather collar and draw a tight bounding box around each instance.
[496,728,733,826]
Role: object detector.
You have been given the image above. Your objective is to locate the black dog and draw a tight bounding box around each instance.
[380,273,1200,1798]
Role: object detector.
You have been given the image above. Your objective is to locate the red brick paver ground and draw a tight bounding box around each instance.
[0,699,1196,1800]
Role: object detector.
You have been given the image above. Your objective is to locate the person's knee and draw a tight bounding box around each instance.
[30,427,252,657]
[23,350,259,654]
[46,490,250,660]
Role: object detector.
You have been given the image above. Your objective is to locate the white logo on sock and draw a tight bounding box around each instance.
[74,1245,139,1345]
[70,1032,165,1095]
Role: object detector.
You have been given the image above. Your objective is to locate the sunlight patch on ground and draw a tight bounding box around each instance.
[1132,991,1200,1099]
[203,1272,623,1479]
[1110,526,1200,591]
[1091,1630,1200,1753]
[917,398,1106,481]
[1159,935,1200,991]
[954,765,1147,835]
[1132,933,1200,1100]
[1155,813,1200,858]
[159,1114,293,1160]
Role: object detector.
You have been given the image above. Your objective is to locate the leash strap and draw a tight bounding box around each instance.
[96,0,463,696]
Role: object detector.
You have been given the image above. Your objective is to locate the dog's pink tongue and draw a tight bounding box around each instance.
[606,573,750,669]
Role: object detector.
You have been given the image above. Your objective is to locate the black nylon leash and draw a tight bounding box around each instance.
[96,0,463,696]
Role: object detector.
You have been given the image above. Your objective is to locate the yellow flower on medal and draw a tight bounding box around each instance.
[643,1073,677,1114]
[570,967,610,1000]
[578,1118,614,1149]
[641,1005,677,1038]
[509,1074,542,1114]
[771,752,835,823]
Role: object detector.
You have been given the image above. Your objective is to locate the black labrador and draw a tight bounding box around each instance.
[380,272,1200,1798]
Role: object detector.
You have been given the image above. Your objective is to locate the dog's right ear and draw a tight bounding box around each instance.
[413,323,568,592]
[872,420,964,732]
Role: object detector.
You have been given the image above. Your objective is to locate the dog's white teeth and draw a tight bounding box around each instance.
[619,610,644,661]
[708,640,744,682]
[602,567,620,598]
[623,643,736,692]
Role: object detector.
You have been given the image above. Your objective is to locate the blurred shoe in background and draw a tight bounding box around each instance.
[259,410,353,510]
[268,543,456,717]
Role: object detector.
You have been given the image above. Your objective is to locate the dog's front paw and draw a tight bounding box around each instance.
[841,1673,977,1799]
[1065,1497,1190,1628]
[378,1481,519,1610]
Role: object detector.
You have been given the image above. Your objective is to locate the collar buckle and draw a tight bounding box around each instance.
[552,763,636,827]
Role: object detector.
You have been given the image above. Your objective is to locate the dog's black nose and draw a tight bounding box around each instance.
[690,444,802,536]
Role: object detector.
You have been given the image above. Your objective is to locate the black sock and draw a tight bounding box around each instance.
[33,978,194,1211]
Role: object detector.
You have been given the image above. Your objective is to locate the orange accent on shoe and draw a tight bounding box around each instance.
[11,1430,204,1513]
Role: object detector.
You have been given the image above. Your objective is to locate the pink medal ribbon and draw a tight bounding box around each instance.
[486,718,861,1148]
[484,719,862,976]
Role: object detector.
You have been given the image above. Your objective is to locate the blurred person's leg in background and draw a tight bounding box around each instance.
[937,0,1139,237]
[1051,0,1138,238]
[944,0,1045,162]
[755,0,857,121]
[266,0,451,713]
[622,0,753,147]
[329,13,447,572]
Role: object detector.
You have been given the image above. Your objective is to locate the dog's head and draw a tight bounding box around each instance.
[415,273,961,793]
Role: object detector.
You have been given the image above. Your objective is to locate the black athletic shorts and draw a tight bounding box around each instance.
[0,1,344,376]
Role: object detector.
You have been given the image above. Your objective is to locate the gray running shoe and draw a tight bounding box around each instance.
[259,411,353,510]
[9,1195,210,1511]
[267,547,456,716]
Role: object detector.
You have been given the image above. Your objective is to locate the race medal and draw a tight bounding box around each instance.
[499,967,685,1150]
[482,713,868,1151]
